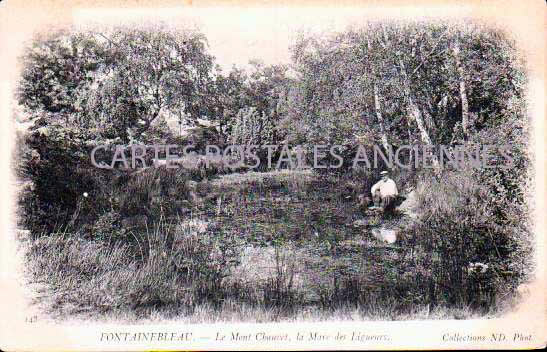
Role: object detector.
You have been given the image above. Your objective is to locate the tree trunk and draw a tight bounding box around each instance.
[453,41,469,140]
[367,38,390,153]
[398,57,433,145]
[380,25,439,174]
[373,83,390,152]
[397,55,441,173]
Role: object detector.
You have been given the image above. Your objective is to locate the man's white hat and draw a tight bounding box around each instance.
[380,170,389,175]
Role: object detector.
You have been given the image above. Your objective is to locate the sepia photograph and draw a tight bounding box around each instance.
[0,0,545,350]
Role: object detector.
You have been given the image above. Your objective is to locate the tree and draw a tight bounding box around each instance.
[18,26,215,143]
[203,65,248,144]
[452,40,470,140]
[210,61,291,147]
[17,30,104,122]
[83,26,214,142]
[17,26,216,234]
[285,21,524,174]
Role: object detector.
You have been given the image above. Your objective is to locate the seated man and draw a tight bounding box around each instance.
[370,170,398,211]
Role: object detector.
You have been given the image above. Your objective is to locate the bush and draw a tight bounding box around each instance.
[18,119,200,244]
[401,166,532,311]
[20,122,111,236]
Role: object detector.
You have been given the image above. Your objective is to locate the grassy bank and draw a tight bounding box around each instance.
[22,168,526,322]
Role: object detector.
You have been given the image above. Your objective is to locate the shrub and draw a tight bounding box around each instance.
[402,166,532,311]
[20,122,110,236]
[18,118,199,242]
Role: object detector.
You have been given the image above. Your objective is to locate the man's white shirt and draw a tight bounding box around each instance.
[371,178,398,197]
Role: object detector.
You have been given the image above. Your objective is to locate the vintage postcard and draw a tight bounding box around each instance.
[0,0,545,350]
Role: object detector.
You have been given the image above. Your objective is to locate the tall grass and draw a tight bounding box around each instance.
[26,216,241,319]
[400,168,532,312]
